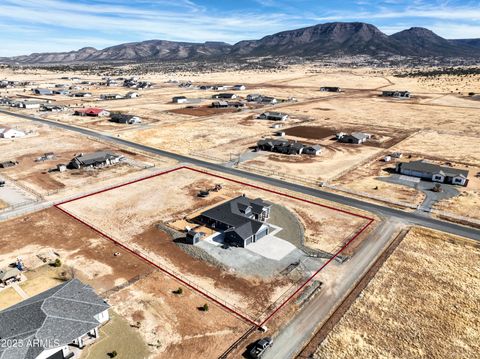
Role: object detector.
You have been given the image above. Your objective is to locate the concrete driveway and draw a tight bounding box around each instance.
[247,235,296,260]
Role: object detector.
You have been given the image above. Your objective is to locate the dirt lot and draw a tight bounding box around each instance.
[315,227,480,359]
[0,113,175,199]
[59,167,369,319]
[0,207,250,358]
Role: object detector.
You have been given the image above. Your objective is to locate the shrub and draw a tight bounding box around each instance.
[52,259,62,267]
[202,303,209,312]
[108,350,117,358]
[174,287,183,295]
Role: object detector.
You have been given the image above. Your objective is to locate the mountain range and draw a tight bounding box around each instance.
[2,22,480,64]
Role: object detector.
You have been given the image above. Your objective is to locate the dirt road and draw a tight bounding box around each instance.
[262,218,405,359]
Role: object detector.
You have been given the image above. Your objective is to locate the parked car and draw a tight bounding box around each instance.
[249,337,273,358]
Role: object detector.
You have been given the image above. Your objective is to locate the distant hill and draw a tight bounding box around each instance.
[3,22,480,64]
[449,38,480,49]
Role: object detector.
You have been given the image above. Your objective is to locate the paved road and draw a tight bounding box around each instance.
[2,109,480,241]
[263,219,404,359]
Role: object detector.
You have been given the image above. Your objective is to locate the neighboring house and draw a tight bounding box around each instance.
[71,92,92,98]
[172,96,188,104]
[257,138,322,156]
[336,132,371,144]
[33,88,53,96]
[68,151,124,169]
[125,92,139,98]
[396,160,469,186]
[246,94,261,102]
[213,85,229,90]
[74,108,110,117]
[0,127,26,139]
[11,100,42,109]
[41,104,64,112]
[199,85,213,90]
[257,112,289,121]
[110,113,142,124]
[233,85,246,91]
[320,87,342,92]
[212,93,237,100]
[211,101,228,108]
[100,94,123,100]
[53,89,70,95]
[195,195,272,247]
[257,96,278,105]
[0,161,18,168]
[0,279,110,359]
[382,90,411,99]
[0,267,21,285]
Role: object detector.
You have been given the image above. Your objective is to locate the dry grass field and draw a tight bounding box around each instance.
[0,113,176,199]
[0,207,249,358]
[59,166,369,319]
[315,227,480,359]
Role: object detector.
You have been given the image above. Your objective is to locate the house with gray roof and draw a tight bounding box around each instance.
[257,112,289,121]
[0,267,21,286]
[257,138,322,156]
[68,151,124,169]
[195,195,272,247]
[396,160,469,186]
[382,90,410,99]
[336,132,371,144]
[0,279,110,359]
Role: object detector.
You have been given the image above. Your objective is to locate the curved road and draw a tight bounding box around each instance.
[2,109,479,241]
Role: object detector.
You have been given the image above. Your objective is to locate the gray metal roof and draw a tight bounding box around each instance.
[399,160,469,178]
[0,279,110,359]
[199,196,271,240]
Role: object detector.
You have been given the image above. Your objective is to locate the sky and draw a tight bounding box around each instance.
[1,0,480,56]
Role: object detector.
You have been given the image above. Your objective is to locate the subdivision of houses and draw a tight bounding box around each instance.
[396,160,469,186]
[110,113,142,124]
[68,151,124,169]
[0,127,26,139]
[257,138,322,155]
[74,108,110,117]
[195,195,272,247]
[257,112,289,121]
[0,279,110,359]
[336,132,371,144]
[320,86,342,92]
[382,90,411,98]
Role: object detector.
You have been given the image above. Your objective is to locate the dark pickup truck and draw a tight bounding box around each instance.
[249,337,273,359]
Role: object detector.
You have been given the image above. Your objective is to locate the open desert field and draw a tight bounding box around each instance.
[314,227,480,359]
[0,207,250,358]
[58,166,371,321]
[0,112,176,202]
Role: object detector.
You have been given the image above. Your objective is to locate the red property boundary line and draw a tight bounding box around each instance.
[55,166,375,328]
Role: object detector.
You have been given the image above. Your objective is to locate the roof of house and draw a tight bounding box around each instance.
[0,279,109,359]
[351,132,370,140]
[0,267,20,281]
[72,151,121,166]
[199,196,271,240]
[75,108,107,115]
[399,160,469,178]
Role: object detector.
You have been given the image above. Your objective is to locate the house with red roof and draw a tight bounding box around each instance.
[74,108,110,117]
